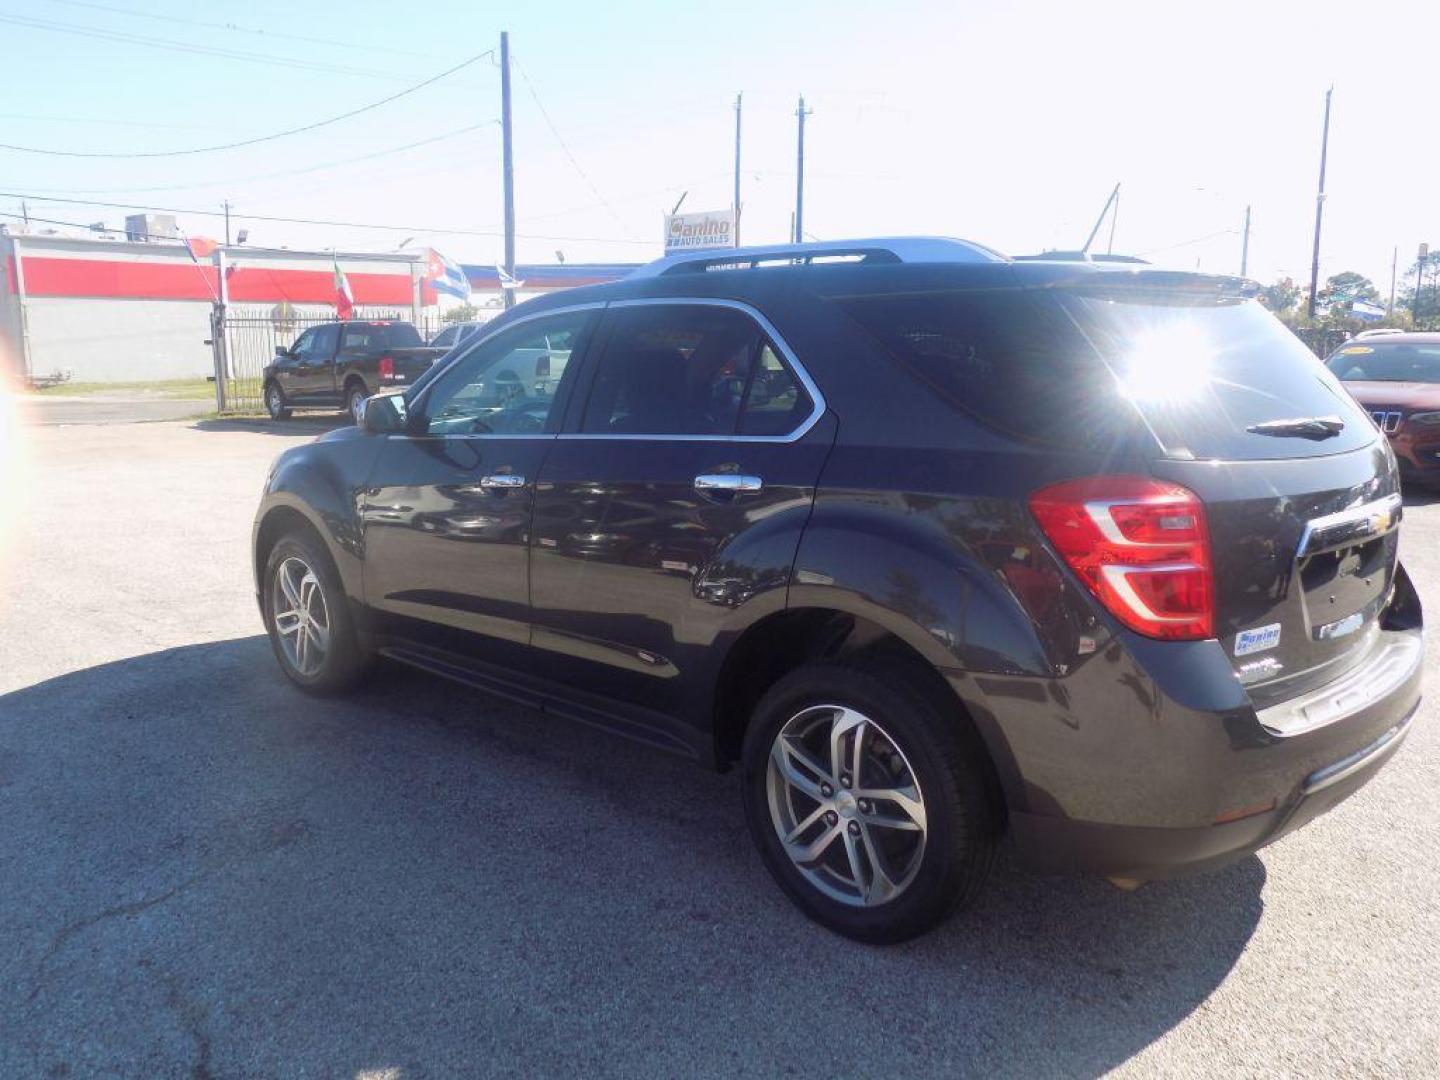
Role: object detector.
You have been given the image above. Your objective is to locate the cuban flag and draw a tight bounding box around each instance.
[427,248,471,300]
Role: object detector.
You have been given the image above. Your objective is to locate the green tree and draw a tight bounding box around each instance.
[441,302,480,325]
[1320,270,1380,306]
[1400,252,1440,330]
[1260,277,1301,316]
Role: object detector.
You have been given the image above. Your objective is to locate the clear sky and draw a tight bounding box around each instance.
[2,0,1437,293]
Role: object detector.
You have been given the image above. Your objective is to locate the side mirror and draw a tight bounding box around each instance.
[362,392,409,434]
[275,345,290,358]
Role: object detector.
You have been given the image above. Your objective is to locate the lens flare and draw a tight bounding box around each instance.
[0,355,34,605]
[1118,324,1213,402]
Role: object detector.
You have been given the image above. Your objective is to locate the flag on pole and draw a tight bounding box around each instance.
[426,248,472,300]
[185,236,219,262]
[333,257,355,319]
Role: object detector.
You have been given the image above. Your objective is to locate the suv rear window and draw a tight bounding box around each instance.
[840,286,1375,460]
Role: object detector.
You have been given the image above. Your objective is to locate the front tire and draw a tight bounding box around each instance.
[741,664,999,944]
[262,531,371,694]
[345,382,369,425]
[264,381,291,420]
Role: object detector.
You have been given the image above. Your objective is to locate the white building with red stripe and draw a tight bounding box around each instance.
[0,227,428,384]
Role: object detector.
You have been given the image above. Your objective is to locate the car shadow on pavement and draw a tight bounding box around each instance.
[190,415,348,437]
[0,638,1265,1078]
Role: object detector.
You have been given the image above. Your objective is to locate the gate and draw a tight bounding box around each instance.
[211,303,412,413]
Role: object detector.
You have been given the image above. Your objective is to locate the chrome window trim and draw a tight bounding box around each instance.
[396,301,609,441]
[556,296,828,445]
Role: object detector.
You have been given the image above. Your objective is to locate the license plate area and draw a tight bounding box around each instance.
[1299,535,1387,627]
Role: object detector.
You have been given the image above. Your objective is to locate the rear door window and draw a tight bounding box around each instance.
[581,304,761,436]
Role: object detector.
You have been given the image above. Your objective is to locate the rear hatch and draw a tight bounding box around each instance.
[1051,274,1400,701]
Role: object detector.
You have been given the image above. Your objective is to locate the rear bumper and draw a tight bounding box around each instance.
[1010,699,1416,878]
[1000,617,1423,880]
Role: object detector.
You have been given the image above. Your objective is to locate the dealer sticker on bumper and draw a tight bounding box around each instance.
[1234,623,1282,657]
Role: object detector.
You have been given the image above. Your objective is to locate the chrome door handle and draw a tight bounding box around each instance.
[479,473,526,491]
[694,474,763,494]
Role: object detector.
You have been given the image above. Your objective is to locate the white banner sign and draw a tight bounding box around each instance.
[664,209,736,254]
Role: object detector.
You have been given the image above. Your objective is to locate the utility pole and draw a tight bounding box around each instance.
[500,30,516,309]
[1417,243,1429,329]
[1241,205,1251,277]
[733,93,743,248]
[794,95,812,244]
[1388,245,1398,316]
[20,200,29,226]
[1306,88,1332,319]
[223,200,232,247]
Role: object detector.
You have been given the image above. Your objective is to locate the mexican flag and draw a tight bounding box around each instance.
[333,258,355,319]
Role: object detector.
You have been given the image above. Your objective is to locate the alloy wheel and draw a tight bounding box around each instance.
[271,556,330,677]
[267,385,283,418]
[766,705,928,907]
[349,389,366,423]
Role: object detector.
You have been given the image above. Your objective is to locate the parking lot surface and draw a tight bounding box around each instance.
[1,410,1437,1078]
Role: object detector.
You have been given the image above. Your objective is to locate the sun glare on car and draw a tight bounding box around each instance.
[1118,323,1215,403]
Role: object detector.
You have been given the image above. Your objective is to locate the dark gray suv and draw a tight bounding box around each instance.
[253,238,1423,942]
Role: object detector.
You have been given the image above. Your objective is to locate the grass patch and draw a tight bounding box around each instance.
[31,378,217,400]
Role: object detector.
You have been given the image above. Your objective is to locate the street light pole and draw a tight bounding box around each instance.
[733,93,742,248]
[500,31,516,310]
[1306,88,1332,319]
[794,95,812,244]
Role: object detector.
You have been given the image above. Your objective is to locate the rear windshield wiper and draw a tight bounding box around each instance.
[1245,416,1346,440]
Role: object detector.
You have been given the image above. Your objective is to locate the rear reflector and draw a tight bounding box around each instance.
[1030,475,1214,640]
[378,355,395,379]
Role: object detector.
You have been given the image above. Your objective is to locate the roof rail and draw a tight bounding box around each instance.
[627,236,1009,279]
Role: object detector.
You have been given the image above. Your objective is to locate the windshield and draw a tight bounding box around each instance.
[1325,342,1440,383]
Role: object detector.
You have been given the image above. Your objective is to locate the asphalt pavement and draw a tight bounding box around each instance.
[1,409,1437,1077]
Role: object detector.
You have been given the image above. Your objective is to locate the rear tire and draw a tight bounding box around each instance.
[261,530,371,694]
[741,664,999,944]
[264,381,290,420]
[345,381,369,425]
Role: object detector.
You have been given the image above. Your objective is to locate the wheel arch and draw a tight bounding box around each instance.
[710,604,1015,816]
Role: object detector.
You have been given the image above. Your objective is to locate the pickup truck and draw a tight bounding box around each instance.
[262,320,447,422]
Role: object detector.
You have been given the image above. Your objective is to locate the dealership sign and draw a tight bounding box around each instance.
[664,209,736,253]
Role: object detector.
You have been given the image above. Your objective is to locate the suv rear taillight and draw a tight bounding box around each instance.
[378,355,395,379]
[1029,475,1214,640]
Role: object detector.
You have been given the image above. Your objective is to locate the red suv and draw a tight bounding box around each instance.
[1326,333,1440,485]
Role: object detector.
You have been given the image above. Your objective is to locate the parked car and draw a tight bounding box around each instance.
[263,320,448,423]
[1325,332,1440,486]
[253,239,1422,942]
[428,321,486,351]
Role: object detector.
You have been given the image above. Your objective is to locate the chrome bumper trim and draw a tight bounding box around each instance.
[1302,708,1416,796]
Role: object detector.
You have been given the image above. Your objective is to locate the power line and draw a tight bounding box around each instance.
[0,12,408,80]
[2,197,656,246]
[0,48,495,158]
[15,122,499,195]
[512,54,632,239]
[1136,228,1240,257]
[46,0,450,60]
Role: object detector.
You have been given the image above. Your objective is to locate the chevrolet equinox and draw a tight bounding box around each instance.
[252,238,1423,942]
